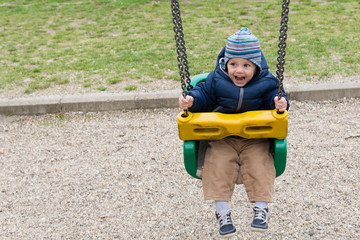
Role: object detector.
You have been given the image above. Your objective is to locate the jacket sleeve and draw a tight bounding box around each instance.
[262,79,290,111]
[187,72,217,112]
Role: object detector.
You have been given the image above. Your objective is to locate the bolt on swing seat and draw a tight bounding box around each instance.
[177,73,288,179]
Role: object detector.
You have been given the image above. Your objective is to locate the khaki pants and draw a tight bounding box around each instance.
[202,137,275,203]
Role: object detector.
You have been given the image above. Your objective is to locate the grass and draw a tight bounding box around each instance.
[0,0,359,95]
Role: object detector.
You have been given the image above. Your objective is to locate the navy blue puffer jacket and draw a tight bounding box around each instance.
[188,47,289,113]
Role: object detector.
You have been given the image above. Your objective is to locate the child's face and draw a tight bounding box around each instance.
[227,58,257,87]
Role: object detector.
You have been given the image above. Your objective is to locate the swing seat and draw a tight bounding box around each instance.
[178,109,288,141]
[178,73,288,179]
[184,139,287,179]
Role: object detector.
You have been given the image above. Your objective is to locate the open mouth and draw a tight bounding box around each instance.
[234,76,246,83]
[235,76,245,81]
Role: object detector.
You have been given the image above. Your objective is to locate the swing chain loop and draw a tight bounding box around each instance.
[171,0,192,117]
[276,0,290,100]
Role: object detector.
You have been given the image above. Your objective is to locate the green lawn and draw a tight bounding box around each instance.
[0,0,359,94]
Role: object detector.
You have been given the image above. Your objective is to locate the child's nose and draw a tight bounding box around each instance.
[236,67,244,73]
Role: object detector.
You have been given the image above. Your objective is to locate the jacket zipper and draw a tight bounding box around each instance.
[236,88,244,112]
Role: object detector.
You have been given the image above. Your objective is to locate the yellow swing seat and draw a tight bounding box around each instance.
[178,109,288,141]
[177,73,288,179]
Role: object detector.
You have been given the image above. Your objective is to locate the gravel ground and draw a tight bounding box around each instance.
[0,98,359,239]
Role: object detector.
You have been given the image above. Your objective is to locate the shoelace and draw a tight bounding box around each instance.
[217,210,232,227]
[253,206,269,224]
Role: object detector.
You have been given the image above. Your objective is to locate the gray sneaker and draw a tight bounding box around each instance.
[215,210,237,238]
[251,206,269,232]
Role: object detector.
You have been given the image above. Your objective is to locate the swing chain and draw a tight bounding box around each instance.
[276,0,290,100]
[171,0,192,117]
[171,0,289,111]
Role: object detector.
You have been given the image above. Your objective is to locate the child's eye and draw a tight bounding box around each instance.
[244,64,251,68]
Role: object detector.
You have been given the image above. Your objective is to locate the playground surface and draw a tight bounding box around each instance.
[0,98,359,239]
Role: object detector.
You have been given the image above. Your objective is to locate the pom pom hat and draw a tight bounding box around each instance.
[224,27,262,70]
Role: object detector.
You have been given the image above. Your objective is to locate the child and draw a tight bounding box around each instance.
[179,27,289,238]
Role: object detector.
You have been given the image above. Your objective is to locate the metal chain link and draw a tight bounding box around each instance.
[170,0,192,101]
[276,0,290,100]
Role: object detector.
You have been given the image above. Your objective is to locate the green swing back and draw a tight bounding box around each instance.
[182,73,287,179]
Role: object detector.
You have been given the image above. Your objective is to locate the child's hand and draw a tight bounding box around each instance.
[179,95,194,110]
[274,96,287,112]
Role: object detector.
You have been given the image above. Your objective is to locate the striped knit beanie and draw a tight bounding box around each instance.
[224,27,262,70]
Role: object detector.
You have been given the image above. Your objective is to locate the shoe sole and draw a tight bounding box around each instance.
[250,226,268,232]
[219,231,237,238]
